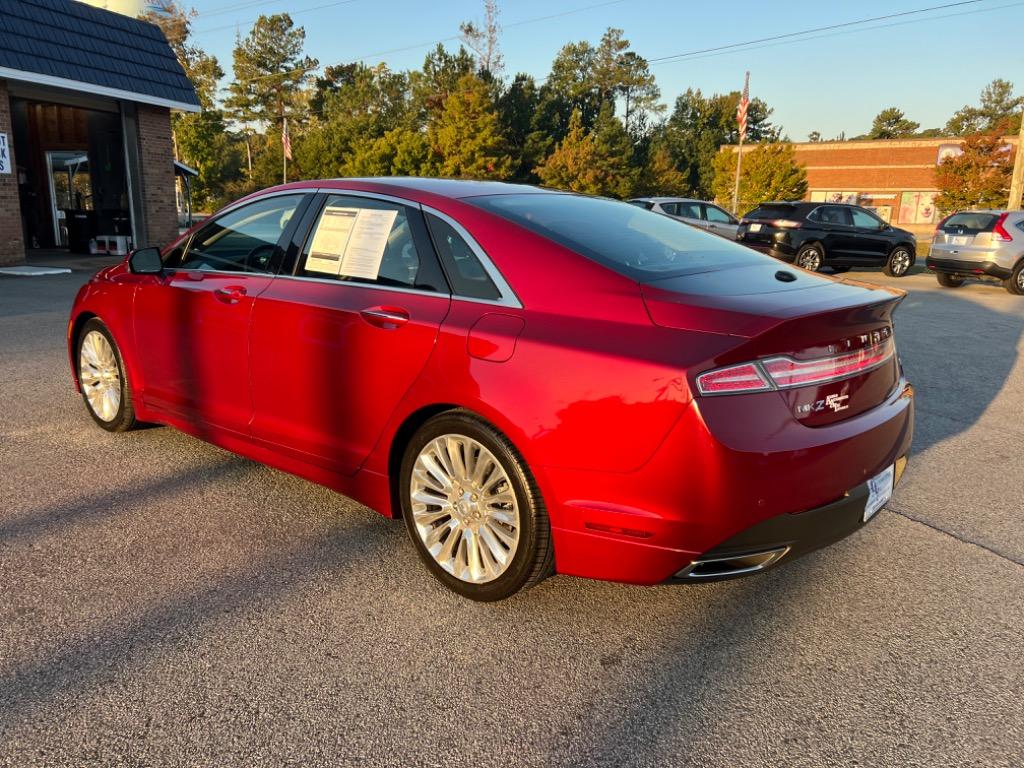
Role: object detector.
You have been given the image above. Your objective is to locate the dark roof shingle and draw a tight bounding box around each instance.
[0,0,199,110]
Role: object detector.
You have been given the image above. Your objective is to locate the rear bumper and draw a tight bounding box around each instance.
[926,256,1011,280]
[546,376,915,585]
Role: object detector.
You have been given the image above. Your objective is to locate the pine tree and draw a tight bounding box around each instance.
[868,108,920,139]
[711,143,807,212]
[428,75,512,179]
[535,106,637,197]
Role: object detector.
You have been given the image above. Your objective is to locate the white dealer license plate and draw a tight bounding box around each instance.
[864,464,895,522]
[748,223,762,232]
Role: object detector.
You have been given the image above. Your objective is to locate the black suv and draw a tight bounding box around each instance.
[735,202,917,276]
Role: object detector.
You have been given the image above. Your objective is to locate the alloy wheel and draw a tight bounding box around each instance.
[1018,269,1024,291]
[409,434,521,584]
[797,248,822,271]
[890,249,911,276]
[79,330,121,422]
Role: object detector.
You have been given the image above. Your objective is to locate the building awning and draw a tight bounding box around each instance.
[174,160,198,177]
[0,0,200,112]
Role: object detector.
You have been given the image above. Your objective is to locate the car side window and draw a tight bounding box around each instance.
[676,202,703,219]
[850,208,883,229]
[297,195,441,291]
[816,206,852,226]
[170,195,302,273]
[425,213,501,301]
[657,202,677,215]
[704,205,734,224]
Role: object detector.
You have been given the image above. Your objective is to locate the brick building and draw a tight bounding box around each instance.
[733,136,1019,240]
[0,0,199,266]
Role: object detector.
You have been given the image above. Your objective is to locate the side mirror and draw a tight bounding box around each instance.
[128,247,163,275]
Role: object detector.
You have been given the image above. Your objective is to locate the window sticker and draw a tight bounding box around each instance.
[305,206,399,279]
[339,209,399,279]
[306,206,358,274]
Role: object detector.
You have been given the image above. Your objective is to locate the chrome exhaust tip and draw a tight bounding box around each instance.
[675,546,790,580]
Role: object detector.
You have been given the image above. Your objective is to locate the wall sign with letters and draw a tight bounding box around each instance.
[0,133,10,174]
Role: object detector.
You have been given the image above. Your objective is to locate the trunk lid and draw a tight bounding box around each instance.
[642,262,904,426]
[931,211,1001,259]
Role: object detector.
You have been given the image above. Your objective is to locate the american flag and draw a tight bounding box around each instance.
[737,72,750,141]
[282,117,292,161]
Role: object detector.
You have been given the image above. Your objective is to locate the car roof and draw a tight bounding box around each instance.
[630,196,702,203]
[336,177,552,199]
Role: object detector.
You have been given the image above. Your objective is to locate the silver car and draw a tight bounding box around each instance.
[927,210,1024,294]
[628,197,740,239]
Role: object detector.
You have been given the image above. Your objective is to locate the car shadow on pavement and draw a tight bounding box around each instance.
[0,498,386,732]
[0,456,250,545]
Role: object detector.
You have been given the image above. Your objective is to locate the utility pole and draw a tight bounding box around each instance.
[1008,107,1024,210]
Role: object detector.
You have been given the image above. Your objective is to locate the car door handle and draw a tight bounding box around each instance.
[214,285,247,303]
[359,306,409,329]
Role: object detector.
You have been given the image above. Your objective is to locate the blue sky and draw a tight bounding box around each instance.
[185,0,1024,140]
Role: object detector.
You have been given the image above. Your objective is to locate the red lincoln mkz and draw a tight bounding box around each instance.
[69,179,913,600]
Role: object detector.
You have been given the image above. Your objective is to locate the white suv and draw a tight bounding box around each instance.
[628,197,740,239]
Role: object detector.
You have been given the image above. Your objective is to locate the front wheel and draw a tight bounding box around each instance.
[400,411,554,601]
[936,273,965,288]
[76,319,137,432]
[1005,262,1024,295]
[795,243,824,272]
[884,246,914,277]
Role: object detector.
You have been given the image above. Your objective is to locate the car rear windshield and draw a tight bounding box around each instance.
[941,212,998,233]
[743,204,800,222]
[469,193,768,279]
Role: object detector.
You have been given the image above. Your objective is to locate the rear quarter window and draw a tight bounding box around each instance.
[470,193,772,279]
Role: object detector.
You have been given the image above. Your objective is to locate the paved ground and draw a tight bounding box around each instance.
[1,261,1022,767]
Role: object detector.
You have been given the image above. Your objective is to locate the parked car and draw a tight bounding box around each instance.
[736,201,917,276]
[927,210,1024,294]
[628,196,740,239]
[69,179,913,601]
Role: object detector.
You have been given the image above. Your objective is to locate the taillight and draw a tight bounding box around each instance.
[696,337,895,395]
[993,212,1013,242]
[771,219,802,229]
[695,363,771,395]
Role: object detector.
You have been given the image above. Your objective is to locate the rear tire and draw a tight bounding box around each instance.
[883,245,914,277]
[76,318,138,432]
[795,243,824,272]
[1005,262,1024,295]
[936,273,965,288]
[399,410,554,601]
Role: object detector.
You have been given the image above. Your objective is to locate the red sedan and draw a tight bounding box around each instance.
[69,179,913,600]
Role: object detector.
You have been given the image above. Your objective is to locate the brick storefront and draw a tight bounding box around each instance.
[136,105,179,249]
[0,81,25,266]
[732,136,1020,240]
[0,0,198,264]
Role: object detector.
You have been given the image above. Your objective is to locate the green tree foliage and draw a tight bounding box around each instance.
[428,74,513,178]
[664,88,779,199]
[711,143,807,212]
[535,107,637,197]
[224,14,318,129]
[946,79,1023,135]
[143,0,241,209]
[497,73,542,182]
[636,140,689,197]
[934,129,1014,211]
[409,44,477,118]
[868,107,920,139]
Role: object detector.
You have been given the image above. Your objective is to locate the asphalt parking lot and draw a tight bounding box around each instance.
[1,261,1022,767]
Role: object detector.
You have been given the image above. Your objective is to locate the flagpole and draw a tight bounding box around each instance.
[732,71,749,216]
[283,117,288,184]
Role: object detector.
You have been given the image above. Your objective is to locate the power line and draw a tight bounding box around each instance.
[646,0,989,65]
[653,0,1023,66]
[345,0,631,64]
[186,0,361,37]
